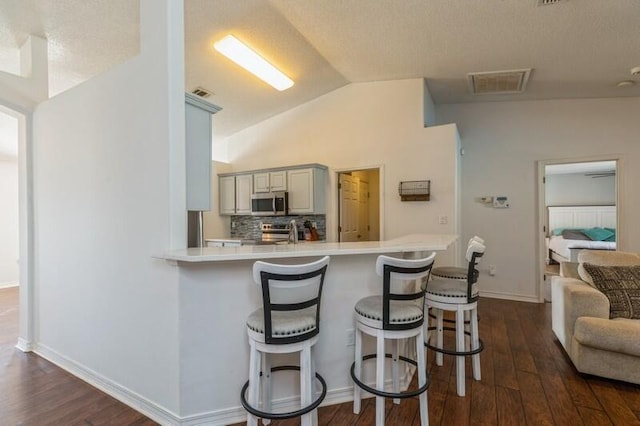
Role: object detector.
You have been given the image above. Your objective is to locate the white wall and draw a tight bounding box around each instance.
[546,172,615,206]
[223,79,460,264]
[32,0,183,417]
[0,158,18,287]
[437,97,640,301]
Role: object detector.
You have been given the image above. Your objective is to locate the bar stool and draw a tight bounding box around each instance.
[431,236,483,281]
[240,256,330,426]
[425,240,485,397]
[351,252,436,426]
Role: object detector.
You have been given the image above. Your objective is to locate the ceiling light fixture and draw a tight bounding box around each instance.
[617,80,635,88]
[214,35,294,91]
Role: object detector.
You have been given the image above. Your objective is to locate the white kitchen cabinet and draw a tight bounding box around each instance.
[219,176,236,215]
[185,93,221,211]
[288,167,326,214]
[219,174,252,215]
[235,174,253,214]
[254,170,287,193]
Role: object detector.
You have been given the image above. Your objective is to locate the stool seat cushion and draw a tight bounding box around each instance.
[432,266,468,280]
[246,308,316,337]
[354,296,423,324]
[427,279,478,303]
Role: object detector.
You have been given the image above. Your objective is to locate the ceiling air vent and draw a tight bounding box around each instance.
[467,69,532,95]
[191,86,212,98]
[538,0,562,5]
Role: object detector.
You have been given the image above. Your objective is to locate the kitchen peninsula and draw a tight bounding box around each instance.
[161,234,457,423]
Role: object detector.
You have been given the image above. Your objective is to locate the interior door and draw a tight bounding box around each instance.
[358,180,370,241]
[339,174,359,242]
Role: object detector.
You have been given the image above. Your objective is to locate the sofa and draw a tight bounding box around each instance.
[551,250,640,384]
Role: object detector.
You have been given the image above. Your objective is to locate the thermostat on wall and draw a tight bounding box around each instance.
[493,196,510,208]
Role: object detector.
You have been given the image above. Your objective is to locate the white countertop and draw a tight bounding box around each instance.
[160,234,458,263]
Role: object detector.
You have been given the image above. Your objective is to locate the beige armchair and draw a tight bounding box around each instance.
[551,251,640,384]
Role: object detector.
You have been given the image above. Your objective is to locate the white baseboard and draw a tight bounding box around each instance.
[34,343,182,425]
[32,343,416,426]
[15,337,34,352]
[0,281,18,289]
[479,290,540,303]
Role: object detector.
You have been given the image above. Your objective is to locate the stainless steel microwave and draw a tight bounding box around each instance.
[251,191,289,216]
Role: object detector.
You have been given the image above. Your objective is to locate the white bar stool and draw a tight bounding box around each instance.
[240,256,330,426]
[425,240,485,397]
[351,252,436,426]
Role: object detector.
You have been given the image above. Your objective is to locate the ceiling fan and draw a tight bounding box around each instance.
[584,171,616,178]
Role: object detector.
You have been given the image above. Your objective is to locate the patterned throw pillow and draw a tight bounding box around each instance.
[582,263,640,319]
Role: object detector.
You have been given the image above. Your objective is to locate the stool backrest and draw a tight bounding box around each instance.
[465,241,485,302]
[375,252,436,331]
[253,256,330,344]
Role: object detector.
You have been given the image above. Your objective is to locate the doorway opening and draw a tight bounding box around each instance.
[538,158,619,302]
[337,168,381,242]
[0,110,19,291]
[0,103,33,352]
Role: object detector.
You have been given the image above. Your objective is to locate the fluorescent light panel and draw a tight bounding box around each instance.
[214,35,294,91]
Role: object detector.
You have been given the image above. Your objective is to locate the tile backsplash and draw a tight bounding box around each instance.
[230,215,326,241]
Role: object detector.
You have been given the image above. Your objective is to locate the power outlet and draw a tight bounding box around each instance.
[438,215,448,225]
[489,264,496,276]
[346,329,355,346]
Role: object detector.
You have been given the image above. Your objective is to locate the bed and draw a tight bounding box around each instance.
[547,205,616,263]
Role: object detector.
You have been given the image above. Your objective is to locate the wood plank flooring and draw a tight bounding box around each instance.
[0,287,156,425]
[231,297,640,426]
[3,287,640,425]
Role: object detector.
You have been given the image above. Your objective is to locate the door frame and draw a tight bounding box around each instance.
[333,165,384,242]
[0,103,34,352]
[536,155,622,303]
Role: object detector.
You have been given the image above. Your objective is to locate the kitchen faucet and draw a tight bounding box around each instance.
[288,219,298,244]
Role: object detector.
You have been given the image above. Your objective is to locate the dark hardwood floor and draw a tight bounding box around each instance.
[0,287,156,425]
[3,287,640,425]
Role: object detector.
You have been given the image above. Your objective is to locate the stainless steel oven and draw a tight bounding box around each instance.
[251,191,289,216]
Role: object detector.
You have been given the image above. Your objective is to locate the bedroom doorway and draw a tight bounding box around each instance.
[538,158,619,302]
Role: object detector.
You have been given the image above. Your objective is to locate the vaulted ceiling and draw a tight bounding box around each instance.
[1,0,639,140]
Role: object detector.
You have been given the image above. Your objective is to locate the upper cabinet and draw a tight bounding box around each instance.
[219,164,326,216]
[219,174,252,216]
[218,176,236,215]
[235,174,253,215]
[254,170,287,193]
[185,93,221,211]
[288,167,326,214]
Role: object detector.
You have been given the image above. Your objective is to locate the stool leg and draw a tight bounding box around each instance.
[262,354,272,425]
[353,326,362,414]
[310,345,318,426]
[416,329,429,426]
[471,307,481,381]
[247,342,260,426]
[376,329,386,426]
[464,310,471,351]
[300,344,313,426]
[436,308,444,366]
[392,339,400,405]
[456,307,466,397]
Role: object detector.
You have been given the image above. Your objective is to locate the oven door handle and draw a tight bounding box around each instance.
[272,197,276,214]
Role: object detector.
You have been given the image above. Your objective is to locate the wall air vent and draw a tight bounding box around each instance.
[538,0,562,5]
[467,69,532,95]
[191,87,212,98]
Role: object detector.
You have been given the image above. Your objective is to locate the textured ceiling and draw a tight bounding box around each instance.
[0,0,139,98]
[0,0,639,140]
